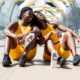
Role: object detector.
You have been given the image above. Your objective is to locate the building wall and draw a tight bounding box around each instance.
[62,0,80,35]
[0,0,20,39]
[0,0,80,39]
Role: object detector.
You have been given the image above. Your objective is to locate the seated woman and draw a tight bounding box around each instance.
[34,11,80,67]
[2,7,42,67]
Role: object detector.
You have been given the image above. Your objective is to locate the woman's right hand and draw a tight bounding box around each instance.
[51,31,58,35]
[16,34,24,44]
[12,34,23,45]
[51,31,62,38]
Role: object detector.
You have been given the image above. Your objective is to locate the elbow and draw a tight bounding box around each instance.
[3,29,8,36]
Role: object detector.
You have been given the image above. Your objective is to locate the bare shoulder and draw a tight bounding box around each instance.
[5,21,19,32]
[32,26,40,31]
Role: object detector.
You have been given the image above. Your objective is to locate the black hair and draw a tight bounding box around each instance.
[19,7,33,20]
[31,14,47,30]
[30,14,43,29]
[34,11,48,23]
[31,14,40,28]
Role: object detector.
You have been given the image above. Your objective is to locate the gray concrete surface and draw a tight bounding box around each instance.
[0,39,80,80]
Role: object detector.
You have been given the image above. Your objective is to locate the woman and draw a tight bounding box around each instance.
[34,11,80,67]
[2,7,41,67]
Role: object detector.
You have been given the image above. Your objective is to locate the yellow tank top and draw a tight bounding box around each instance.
[41,23,59,44]
[41,23,61,52]
[42,23,70,60]
[15,23,31,35]
[10,22,37,60]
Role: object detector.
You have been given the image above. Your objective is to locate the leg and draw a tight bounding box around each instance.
[18,33,37,66]
[46,39,56,53]
[5,37,11,54]
[45,39,66,67]
[61,31,76,57]
[46,39,58,67]
[23,34,37,55]
[5,37,17,54]
[2,37,17,67]
[61,31,80,66]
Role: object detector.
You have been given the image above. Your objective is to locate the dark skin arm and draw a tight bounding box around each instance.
[32,26,45,45]
[44,31,59,40]
[4,21,30,44]
[4,21,18,39]
[32,26,58,45]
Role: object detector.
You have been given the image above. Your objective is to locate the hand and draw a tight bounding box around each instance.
[16,34,27,40]
[51,31,61,35]
[51,31,62,38]
[33,31,41,37]
[51,31,58,35]
[16,34,25,44]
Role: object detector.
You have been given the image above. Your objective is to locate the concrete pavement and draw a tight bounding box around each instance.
[0,39,80,80]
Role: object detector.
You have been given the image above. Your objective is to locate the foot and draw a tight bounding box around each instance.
[73,54,80,66]
[18,55,26,67]
[59,58,66,68]
[57,57,62,64]
[60,59,66,68]
[2,54,12,67]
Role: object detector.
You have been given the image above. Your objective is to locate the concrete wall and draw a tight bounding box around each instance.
[0,0,80,39]
[0,0,21,39]
[62,0,80,34]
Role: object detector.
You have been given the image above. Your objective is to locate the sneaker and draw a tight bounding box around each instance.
[2,54,12,67]
[73,54,80,66]
[59,58,66,68]
[18,55,26,67]
[57,57,62,64]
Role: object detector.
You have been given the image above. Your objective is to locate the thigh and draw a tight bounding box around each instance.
[25,34,37,50]
[43,45,51,61]
[58,46,71,59]
[60,32,70,50]
[9,37,18,49]
[43,39,55,61]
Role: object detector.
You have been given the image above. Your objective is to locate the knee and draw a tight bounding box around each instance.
[65,31,72,37]
[6,36,15,42]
